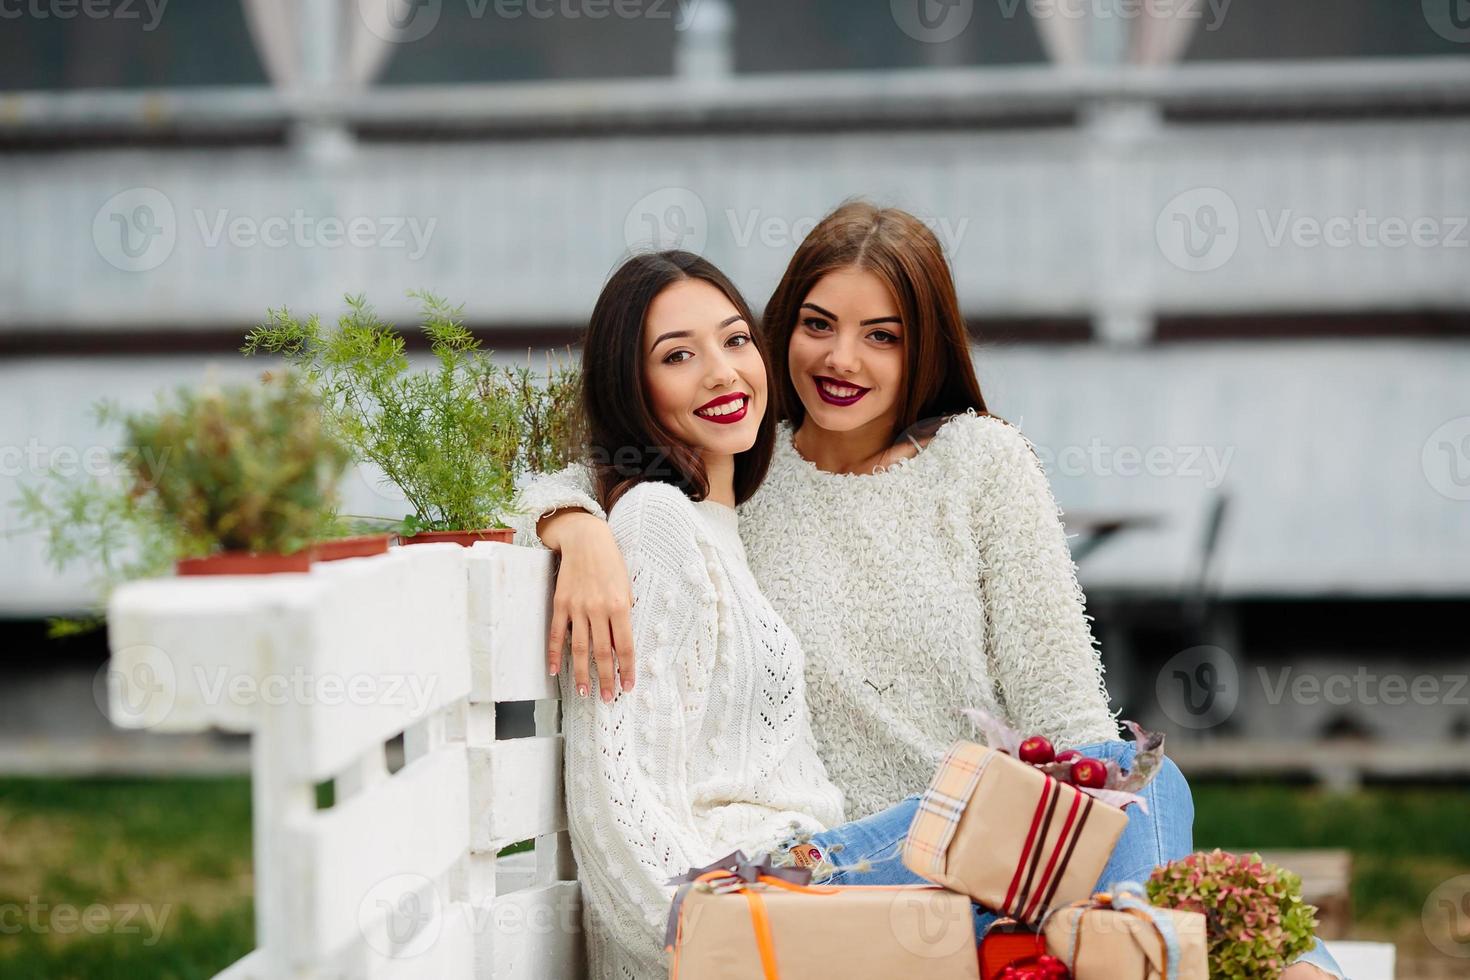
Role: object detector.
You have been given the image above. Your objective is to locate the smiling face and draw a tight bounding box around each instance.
[643,278,768,461]
[786,266,906,437]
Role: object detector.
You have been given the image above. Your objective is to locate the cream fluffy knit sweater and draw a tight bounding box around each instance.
[544,481,844,980]
[512,411,1118,822]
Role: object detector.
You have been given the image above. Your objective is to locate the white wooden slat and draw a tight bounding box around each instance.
[283,545,471,780]
[483,882,584,980]
[469,736,566,851]
[106,574,306,733]
[211,949,267,979]
[280,742,471,964]
[467,544,558,704]
[358,900,477,980]
[1321,941,1395,980]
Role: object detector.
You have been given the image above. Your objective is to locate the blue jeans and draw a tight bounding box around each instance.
[774,741,1344,976]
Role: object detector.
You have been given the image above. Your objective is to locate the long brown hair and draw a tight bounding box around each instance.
[582,250,776,512]
[763,200,990,442]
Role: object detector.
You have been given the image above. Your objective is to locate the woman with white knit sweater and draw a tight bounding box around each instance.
[517,204,1344,979]
[554,250,848,978]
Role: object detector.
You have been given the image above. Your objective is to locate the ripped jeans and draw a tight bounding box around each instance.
[771,740,1345,977]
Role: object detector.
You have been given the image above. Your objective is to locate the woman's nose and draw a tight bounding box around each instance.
[825,338,860,375]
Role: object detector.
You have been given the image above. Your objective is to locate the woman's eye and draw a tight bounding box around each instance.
[663,350,693,364]
[726,333,751,347]
[870,330,900,344]
[802,317,831,333]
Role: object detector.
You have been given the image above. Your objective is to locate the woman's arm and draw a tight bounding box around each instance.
[509,464,636,701]
[970,418,1120,748]
[565,484,720,967]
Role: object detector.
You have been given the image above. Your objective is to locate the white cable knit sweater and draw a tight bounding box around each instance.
[548,481,845,980]
[512,411,1118,822]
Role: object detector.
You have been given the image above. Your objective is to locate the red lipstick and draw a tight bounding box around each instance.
[694,393,749,425]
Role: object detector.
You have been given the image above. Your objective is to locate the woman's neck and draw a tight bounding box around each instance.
[792,416,899,475]
[702,452,736,507]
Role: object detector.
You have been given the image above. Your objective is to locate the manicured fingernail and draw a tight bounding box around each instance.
[577,684,588,698]
[601,688,613,703]
[549,664,559,676]
[622,677,635,692]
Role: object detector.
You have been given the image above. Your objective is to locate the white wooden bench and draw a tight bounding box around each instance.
[105,542,1396,978]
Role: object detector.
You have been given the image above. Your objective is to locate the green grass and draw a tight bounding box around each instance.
[0,778,254,980]
[1192,782,1470,951]
[1,778,1465,976]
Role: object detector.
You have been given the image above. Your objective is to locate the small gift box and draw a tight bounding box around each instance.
[1041,883,1207,980]
[901,741,1129,924]
[978,918,1050,979]
[665,850,980,980]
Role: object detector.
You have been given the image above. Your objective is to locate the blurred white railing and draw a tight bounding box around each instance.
[106,542,584,979]
[103,540,1396,978]
[3,58,1469,340]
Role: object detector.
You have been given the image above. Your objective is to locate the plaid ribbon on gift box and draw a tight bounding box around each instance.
[904,740,996,878]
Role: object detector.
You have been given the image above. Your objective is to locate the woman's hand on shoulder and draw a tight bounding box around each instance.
[543,510,636,702]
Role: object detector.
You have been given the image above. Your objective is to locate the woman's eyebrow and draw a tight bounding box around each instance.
[801,302,837,319]
[719,315,745,328]
[860,316,902,327]
[649,329,692,349]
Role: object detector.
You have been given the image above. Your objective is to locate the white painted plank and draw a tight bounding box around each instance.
[467,544,558,704]
[482,882,585,980]
[1321,941,1395,980]
[469,737,566,851]
[280,743,471,965]
[359,900,477,980]
[106,574,305,733]
[282,545,471,779]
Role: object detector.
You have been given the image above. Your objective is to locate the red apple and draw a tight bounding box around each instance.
[1053,749,1081,765]
[1070,758,1107,789]
[1018,735,1055,765]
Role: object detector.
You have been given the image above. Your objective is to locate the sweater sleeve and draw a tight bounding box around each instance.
[966,416,1120,749]
[507,461,604,550]
[562,483,719,968]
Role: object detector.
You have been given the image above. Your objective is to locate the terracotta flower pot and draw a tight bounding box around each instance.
[401,528,514,548]
[310,533,394,562]
[176,551,312,576]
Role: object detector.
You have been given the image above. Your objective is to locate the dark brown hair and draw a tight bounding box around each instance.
[763,200,991,442]
[582,250,776,512]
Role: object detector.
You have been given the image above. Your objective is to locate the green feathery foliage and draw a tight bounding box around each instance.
[243,292,582,533]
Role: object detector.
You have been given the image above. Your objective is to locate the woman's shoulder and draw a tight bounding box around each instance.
[608,480,700,531]
[927,410,1035,468]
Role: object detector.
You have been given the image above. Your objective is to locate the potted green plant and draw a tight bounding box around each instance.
[242,292,581,547]
[123,372,351,574]
[11,373,351,634]
[1147,849,1319,978]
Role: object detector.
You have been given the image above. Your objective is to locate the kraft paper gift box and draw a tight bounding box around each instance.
[664,851,980,980]
[902,741,1129,925]
[1041,885,1208,979]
